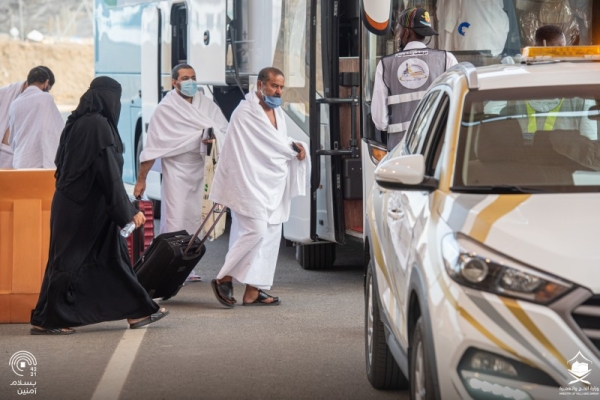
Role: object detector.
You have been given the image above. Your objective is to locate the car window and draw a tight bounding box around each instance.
[453,85,600,193]
[401,90,443,156]
[423,94,450,176]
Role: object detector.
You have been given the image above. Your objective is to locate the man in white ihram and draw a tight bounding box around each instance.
[0,66,56,169]
[210,67,310,307]
[133,63,228,282]
[0,78,23,169]
[8,66,64,169]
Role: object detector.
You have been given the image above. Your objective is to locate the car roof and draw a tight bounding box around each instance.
[437,61,600,92]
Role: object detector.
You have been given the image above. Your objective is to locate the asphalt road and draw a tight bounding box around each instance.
[0,216,409,399]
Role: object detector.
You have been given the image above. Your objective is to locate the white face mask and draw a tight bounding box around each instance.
[178,80,197,97]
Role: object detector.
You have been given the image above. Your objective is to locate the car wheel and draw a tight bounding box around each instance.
[295,243,336,270]
[365,262,408,389]
[410,316,435,399]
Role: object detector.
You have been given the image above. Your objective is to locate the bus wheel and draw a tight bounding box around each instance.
[295,243,336,270]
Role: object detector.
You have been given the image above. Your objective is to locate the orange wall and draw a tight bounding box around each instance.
[0,170,54,323]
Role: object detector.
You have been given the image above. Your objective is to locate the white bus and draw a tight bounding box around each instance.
[95,0,597,269]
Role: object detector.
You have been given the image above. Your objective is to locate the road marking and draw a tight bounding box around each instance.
[91,328,147,400]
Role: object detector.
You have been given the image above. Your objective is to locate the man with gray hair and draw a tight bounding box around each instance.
[210,67,310,307]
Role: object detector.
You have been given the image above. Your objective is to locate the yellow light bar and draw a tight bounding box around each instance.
[521,45,600,61]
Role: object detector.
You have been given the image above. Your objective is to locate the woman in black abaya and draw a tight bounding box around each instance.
[30,77,168,334]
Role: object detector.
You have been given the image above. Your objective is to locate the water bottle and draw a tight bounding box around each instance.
[120,221,136,238]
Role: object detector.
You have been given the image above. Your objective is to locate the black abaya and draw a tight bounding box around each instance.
[31,78,158,328]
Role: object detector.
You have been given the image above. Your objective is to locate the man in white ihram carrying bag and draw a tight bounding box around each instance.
[210,67,310,307]
[134,63,228,282]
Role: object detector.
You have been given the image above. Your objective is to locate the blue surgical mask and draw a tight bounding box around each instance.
[179,80,197,97]
[261,89,282,109]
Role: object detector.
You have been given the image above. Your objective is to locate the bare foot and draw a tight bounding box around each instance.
[242,286,278,304]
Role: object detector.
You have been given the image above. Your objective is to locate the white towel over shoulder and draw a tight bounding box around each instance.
[209,91,310,224]
[8,86,64,169]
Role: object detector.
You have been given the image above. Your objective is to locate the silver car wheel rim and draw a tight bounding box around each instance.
[367,276,374,368]
[415,340,425,399]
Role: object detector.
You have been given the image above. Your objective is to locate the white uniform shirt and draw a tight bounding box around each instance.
[437,0,509,56]
[371,42,457,132]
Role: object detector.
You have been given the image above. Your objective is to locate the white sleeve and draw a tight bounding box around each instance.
[446,52,459,70]
[371,62,389,132]
[42,99,64,168]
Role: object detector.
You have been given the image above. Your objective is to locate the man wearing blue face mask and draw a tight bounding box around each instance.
[134,63,228,282]
[209,67,310,307]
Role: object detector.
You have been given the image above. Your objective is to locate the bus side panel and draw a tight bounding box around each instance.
[100,74,142,184]
[95,1,144,184]
[282,112,312,244]
[187,0,227,85]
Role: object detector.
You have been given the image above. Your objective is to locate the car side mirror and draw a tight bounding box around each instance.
[374,154,438,191]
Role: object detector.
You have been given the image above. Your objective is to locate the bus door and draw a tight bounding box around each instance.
[310,0,362,245]
[277,1,362,250]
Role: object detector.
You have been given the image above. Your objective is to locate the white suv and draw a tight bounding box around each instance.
[364,48,600,399]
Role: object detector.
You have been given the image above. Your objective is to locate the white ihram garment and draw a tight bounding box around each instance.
[139,89,227,234]
[211,91,310,289]
[0,144,13,169]
[220,211,282,290]
[0,81,24,168]
[0,81,24,134]
[9,86,64,169]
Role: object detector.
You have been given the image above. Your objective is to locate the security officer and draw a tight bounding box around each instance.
[371,7,457,150]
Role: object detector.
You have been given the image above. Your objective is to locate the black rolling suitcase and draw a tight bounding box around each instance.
[133,203,226,300]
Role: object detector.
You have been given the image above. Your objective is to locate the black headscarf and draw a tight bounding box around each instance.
[54,77,123,197]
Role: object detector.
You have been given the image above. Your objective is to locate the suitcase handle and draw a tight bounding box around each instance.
[184,202,227,255]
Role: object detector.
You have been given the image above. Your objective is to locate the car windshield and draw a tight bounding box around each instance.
[452,86,600,194]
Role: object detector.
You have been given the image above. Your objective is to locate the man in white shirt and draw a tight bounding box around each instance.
[8,66,64,169]
[133,64,228,282]
[371,7,457,150]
